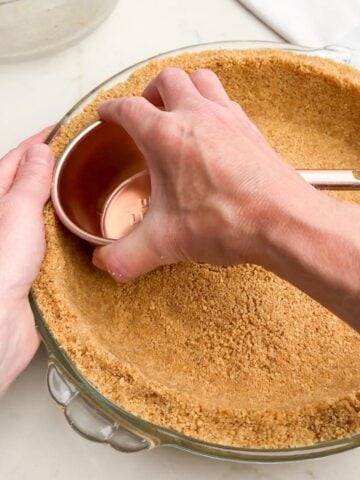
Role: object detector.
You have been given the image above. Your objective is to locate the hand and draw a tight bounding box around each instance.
[0,129,54,396]
[93,68,319,281]
[92,68,360,329]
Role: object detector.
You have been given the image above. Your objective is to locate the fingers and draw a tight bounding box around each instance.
[99,96,163,148]
[190,69,230,106]
[143,67,201,110]
[93,218,172,282]
[0,126,53,198]
[10,144,54,212]
[99,68,231,148]
[0,143,53,296]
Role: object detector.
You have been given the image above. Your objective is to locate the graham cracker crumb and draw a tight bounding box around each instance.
[33,49,360,448]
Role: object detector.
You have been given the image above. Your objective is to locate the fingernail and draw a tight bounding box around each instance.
[42,124,56,134]
[25,144,52,164]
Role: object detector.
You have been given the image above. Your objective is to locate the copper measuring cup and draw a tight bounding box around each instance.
[51,120,147,245]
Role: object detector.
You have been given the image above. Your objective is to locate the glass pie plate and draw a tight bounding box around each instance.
[32,40,360,463]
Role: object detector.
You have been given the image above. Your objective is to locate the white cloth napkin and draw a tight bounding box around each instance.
[239,0,360,48]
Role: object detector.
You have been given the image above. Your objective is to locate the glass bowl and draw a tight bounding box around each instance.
[33,40,360,463]
[0,0,119,62]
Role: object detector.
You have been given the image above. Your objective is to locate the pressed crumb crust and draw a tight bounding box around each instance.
[33,50,360,448]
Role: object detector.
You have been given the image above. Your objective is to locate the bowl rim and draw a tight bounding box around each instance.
[35,39,360,463]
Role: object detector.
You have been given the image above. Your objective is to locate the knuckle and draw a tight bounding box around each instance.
[119,96,145,117]
[116,96,133,112]
[193,68,217,80]
[128,95,146,111]
[107,97,132,118]
[189,97,221,117]
[20,166,49,185]
[158,67,183,84]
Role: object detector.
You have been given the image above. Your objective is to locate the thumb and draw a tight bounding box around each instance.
[93,218,171,282]
[11,144,54,210]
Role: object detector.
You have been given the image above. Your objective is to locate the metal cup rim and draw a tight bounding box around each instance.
[51,120,112,246]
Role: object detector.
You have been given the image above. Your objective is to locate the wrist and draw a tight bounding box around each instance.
[252,179,326,266]
[256,185,360,327]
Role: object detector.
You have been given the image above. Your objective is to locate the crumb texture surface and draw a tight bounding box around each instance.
[34,49,360,448]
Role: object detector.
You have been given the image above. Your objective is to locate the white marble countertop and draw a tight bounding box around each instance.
[0,1,359,478]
